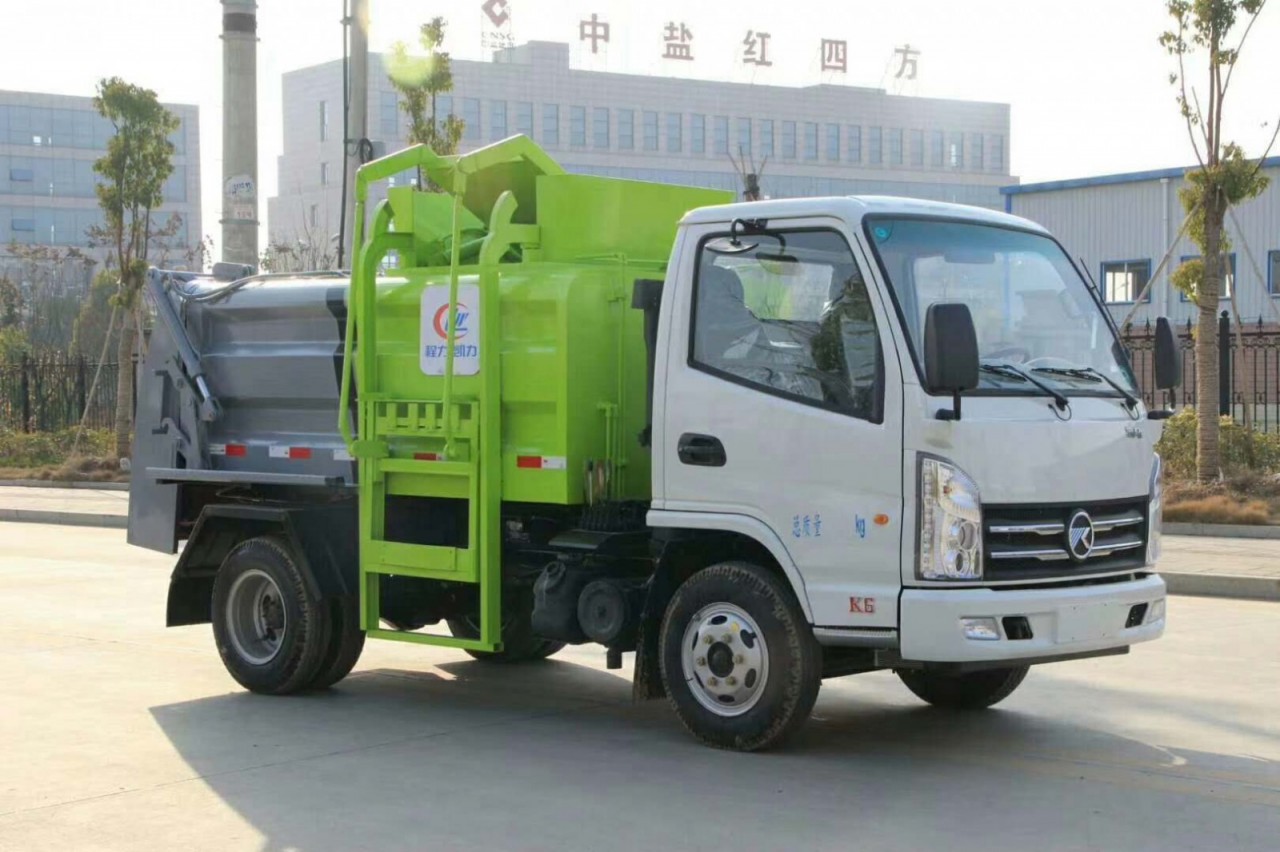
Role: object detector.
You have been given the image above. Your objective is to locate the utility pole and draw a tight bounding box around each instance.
[340,0,370,268]
[220,0,259,266]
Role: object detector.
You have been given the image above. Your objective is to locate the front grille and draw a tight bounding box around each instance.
[983,497,1148,581]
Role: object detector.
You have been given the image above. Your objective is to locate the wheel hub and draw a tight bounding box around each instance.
[226,569,287,665]
[680,603,769,717]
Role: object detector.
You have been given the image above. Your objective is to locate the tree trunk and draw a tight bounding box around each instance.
[1195,199,1224,482]
[114,308,136,460]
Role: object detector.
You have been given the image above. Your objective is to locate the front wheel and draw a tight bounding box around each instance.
[896,666,1030,710]
[659,561,822,751]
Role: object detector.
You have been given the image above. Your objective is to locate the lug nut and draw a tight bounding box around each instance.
[696,656,706,667]
[704,635,714,645]
[726,676,737,686]
[734,654,744,664]
[707,677,718,686]
[721,633,733,643]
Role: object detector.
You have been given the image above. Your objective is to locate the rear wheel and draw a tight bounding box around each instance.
[659,561,821,751]
[211,536,331,695]
[896,666,1030,710]
[309,593,366,690]
[448,588,564,663]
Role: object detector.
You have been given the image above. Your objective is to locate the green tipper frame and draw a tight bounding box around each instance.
[340,137,563,653]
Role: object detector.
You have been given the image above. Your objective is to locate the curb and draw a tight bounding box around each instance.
[1162,571,1280,602]
[1166,522,1280,540]
[0,509,127,529]
[0,480,129,492]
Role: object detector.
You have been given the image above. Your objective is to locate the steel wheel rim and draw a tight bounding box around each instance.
[225,569,287,665]
[680,602,769,717]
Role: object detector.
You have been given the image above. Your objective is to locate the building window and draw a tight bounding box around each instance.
[11,218,35,232]
[826,124,840,162]
[1101,260,1152,304]
[991,134,1005,171]
[379,91,399,138]
[1179,254,1236,301]
[930,130,944,168]
[515,102,534,138]
[736,118,751,156]
[868,127,882,165]
[542,104,560,148]
[461,98,481,142]
[320,162,329,186]
[690,114,705,155]
[803,122,819,161]
[846,125,861,163]
[319,100,329,141]
[781,121,797,159]
[615,109,634,150]
[643,111,659,151]
[692,229,882,421]
[491,100,508,141]
[1270,251,1280,295]
[667,113,683,153]
[569,105,586,148]
[759,120,774,158]
[712,116,729,155]
[970,133,985,171]
[593,106,610,149]
[9,167,34,182]
[909,129,924,167]
[888,129,903,166]
[948,132,964,168]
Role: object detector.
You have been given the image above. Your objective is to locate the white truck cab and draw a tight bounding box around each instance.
[651,195,1168,675]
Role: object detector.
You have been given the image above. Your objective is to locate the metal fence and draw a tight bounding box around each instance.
[0,356,120,432]
[1122,312,1280,431]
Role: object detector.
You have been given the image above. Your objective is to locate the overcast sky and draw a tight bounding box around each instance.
[4,0,1277,255]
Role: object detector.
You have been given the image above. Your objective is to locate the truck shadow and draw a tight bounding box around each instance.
[148,658,1280,851]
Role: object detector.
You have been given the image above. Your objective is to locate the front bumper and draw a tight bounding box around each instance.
[899,574,1166,663]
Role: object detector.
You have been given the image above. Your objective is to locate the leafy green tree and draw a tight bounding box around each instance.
[1161,0,1276,482]
[91,77,179,459]
[386,17,466,187]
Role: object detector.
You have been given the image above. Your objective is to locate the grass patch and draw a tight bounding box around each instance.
[1165,494,1272,525]
[0,428,125,482]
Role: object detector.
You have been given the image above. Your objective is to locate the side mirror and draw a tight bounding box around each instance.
[924,302,979,421]
[1153,317,1182,390]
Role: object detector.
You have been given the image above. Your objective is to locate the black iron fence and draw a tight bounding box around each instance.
[0,356,120,432]
[1122,312,1280,432]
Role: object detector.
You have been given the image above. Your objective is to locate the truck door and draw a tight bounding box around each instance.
[654,220,903,629]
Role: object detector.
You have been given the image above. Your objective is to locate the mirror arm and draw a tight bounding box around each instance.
[935,389,962,421]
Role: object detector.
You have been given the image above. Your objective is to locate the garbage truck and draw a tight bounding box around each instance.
[128,136,1181,751]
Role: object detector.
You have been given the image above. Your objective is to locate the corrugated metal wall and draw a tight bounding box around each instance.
[1007,164,1280,327]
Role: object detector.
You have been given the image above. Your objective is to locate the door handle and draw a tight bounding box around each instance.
[678,433,726,467]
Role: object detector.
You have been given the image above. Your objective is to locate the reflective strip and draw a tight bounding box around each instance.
[516,455,567,470]
[334,448,354,462]
[269,446,312,460]
[210,443,247,458]
[413,452,442,461]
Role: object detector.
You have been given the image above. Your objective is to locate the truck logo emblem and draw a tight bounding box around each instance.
[433,304,471,340]
[1125,425,1143,439]
[1066,511,1095,561]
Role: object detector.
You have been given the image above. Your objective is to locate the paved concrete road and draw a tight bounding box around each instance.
[1,523,1278,851]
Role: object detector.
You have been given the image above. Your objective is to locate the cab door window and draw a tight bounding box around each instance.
[690,229,883,422]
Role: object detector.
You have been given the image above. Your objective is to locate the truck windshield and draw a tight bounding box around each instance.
[864,217,1138,396]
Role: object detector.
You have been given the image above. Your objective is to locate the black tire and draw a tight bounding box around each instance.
[211,535,331,695]
[896,665,1030,710]
[308,593,366,690]
[447,589,565,663]
[659,561,822,752]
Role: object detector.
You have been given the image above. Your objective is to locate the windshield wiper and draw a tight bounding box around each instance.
[1032,366,1139,411]
[980,363,1069,411]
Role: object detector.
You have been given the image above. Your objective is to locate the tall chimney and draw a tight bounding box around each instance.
[220,0,259,266]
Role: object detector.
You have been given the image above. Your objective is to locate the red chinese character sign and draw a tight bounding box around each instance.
[742,30,772,67]
[821,39,848,73]
[663,22,694,61]
[579,13,610,54]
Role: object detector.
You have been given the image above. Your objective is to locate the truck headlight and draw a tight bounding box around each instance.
[1147,454,1162,565]
[918,456,982,580]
